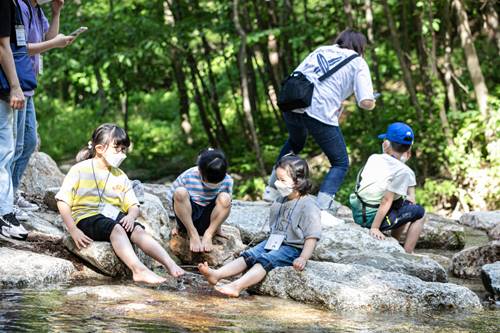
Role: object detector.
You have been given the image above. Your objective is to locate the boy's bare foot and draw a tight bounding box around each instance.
[201,233,214,252]
[189,233,203,252]
[133,268,167,284]
[197,261,220,285]
[214,283,240,297]
[167,261,185,278]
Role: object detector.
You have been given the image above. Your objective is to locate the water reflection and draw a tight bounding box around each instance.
[1,283,498,333]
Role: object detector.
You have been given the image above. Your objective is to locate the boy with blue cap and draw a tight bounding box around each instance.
[349,122,425,253]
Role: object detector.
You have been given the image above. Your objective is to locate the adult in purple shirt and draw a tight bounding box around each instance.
[12,0,74,218]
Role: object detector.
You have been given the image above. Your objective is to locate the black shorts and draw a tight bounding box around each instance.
[77,212,145,242]
[379,199,425,231]
[173,197,216,236]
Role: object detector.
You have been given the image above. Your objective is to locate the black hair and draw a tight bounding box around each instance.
[276,154,312,196]
[389,141,412,153]
[76,123,130,162]
[334,28,367,56]
[197,148,228,183]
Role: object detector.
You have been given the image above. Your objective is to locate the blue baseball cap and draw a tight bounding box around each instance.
[378,122,414,145]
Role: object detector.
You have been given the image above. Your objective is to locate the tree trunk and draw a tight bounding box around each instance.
[343,0,354,27]
[381,0,423,121]
[171,48,193,145]
[452,0,490,123]
[233,0,267,176]
[482,1,500,53]
[121,92,128,133]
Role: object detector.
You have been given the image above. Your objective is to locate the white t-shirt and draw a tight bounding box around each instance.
[292,44,374,126]
[357,154,416,205]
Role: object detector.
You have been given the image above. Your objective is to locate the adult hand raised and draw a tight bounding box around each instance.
[53,34,75,48]
[10,86,25,110]
[51,0,64,13]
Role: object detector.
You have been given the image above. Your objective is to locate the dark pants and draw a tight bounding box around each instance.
[380,199,425,231]
[173,198,217,236]
[277,112,349,196]
[77,212,144,242]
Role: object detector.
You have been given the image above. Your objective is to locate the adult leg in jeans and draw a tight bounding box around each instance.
[12,96,37,191]
[304,114,349,209]
[268,112,308,187]
[0,100,15,216]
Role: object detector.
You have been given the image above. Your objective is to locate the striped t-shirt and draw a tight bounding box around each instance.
[167,166,233,207]
[55,159,139,224]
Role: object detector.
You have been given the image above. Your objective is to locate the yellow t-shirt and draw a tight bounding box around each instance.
[55,159,139,223]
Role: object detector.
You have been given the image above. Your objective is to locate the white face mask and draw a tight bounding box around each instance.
[274,180,294,197]
[400,154,409,163]
[104,151,127,168]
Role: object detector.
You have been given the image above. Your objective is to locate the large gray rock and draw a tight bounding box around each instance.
[137,192,172,245]
[19,152,65,200]
[334,252,447,282]
[226,200,271,244]
[0,247,75,288]
[451,241,500,278]
[488,223,500,240]
[459,211,500,233]
[63,235,153,277]
[417,213,466,250]
[169,225,245,267]
[313,223,404,260]
[481,261,500,297]
[143,183,171,210]
[22,210,64,236]
[255,261,481,311]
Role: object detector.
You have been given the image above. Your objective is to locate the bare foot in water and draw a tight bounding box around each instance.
[197,261,220,285]
[189,233,203,252]
[166,261,185,278]
[133,268,167,284]
[201,233,214,252]
[214,283,240,297]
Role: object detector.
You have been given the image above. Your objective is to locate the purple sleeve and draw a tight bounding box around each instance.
[40,8,49,34]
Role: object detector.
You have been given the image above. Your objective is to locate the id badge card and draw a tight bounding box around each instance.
[264,233,285,251]
[100,203,120,220]
[39,55,43,75]
[15,25,26,46]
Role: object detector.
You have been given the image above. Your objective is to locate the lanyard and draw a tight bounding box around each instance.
[91,160,111,205]
[272,197,301,237]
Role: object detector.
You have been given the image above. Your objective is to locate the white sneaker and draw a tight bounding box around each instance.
[13,206,30,221]
[0,213,28,240]
[16,195,39,211]
[317,192,342,214]
[263,186,280,202]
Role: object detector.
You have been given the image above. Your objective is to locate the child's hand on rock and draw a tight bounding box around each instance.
[370,228,386,240]
[70,228,92,250]
[293,257,307,271]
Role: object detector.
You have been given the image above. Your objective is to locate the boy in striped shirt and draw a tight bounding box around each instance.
[168,149,233,252]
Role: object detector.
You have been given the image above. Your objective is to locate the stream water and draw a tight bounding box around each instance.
[1,227,498,332]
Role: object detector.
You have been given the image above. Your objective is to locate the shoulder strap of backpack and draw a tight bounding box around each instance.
[318,53,359,82]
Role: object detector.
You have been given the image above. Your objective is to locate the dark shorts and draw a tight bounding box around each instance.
[379,199,425,231]
[77,212,145,242]
[173,197,216,236]
[240,240,301,272]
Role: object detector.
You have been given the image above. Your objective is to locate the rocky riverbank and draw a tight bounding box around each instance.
[1,152,499,312]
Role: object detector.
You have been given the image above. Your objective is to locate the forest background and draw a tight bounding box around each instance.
[36,0,499,215]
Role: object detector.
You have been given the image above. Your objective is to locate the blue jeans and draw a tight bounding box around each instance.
[0,100,16,215]
[241,239,301,272]
[12,96,37,191]
[272,112,349,196]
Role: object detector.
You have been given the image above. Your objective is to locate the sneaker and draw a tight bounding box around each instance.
[13,205,30,221]
[15,194,39,211]
[263,186,280,202]
[317,192,342,214]
[0,213,28,240]
[132,180,145,204]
